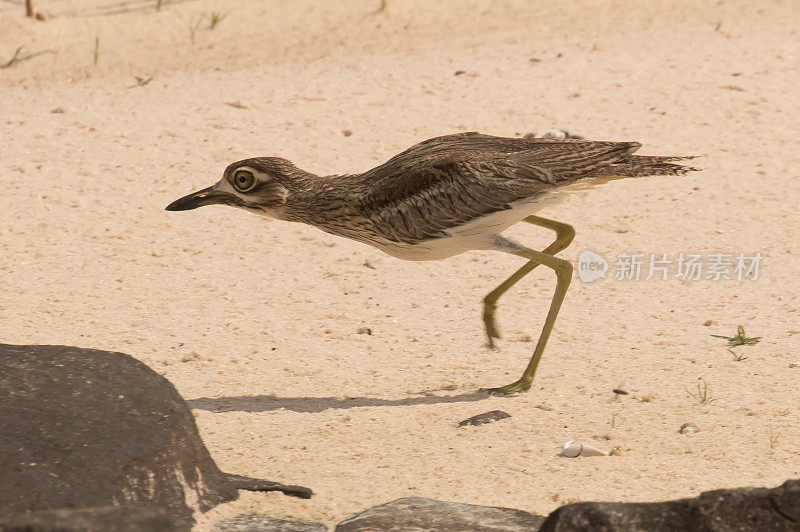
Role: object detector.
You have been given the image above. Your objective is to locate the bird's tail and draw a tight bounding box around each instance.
[596,155,700,178]
[560,155,699,192]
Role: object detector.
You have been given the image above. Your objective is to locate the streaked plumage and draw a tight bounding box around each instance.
[166,131,698,394]
[206,132,694,259]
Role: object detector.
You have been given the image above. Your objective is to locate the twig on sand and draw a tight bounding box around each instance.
[128,76,154,88]
[1,46,56,69]
[2,46,24,68]
[24,0,45,20]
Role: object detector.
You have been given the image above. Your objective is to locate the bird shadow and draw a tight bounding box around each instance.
[187,389,490,414]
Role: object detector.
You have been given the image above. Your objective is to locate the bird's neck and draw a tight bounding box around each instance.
[279,173,363,225]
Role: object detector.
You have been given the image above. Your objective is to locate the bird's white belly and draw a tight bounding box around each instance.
[373,192,564,261]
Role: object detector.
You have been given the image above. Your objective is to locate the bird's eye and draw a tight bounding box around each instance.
[233,170,255,191]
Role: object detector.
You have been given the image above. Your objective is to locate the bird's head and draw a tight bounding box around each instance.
[165,157,305,217]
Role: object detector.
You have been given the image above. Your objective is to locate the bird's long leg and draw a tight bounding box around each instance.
[481,230,574,396]
[482,216,575,347]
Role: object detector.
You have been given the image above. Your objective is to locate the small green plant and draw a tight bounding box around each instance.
[156,0,162,10]
[378,0,387,11]
[93,36,100,65]
[688,380,715,404]
[728,348,748,362]
[610,413,618,428]
[189,15,203,43]
[712,325,761,346]
[209,11,226,30]
[769,425,780,450]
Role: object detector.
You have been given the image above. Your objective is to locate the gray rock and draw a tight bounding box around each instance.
[335,497,544,531]
[215,514,328,531]
[540,478,800,531]
[457,410,511,427]
[0,505,182,531]
[0,344,310,528]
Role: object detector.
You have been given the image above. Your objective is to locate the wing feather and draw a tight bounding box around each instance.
[354,132,643,244]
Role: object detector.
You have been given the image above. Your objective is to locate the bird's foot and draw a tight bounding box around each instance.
[485,335,500,349]
[481,378,532,396]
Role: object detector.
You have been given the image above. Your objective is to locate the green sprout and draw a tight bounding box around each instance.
[687,380,715,404]
[209,12,226,30]
[712,325,761,347]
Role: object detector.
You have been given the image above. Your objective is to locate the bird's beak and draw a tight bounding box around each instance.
[165,186,229,211]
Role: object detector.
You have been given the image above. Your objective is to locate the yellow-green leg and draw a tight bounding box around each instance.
[482,246,573,395]
[480,216,575,396]
[482,216,575,347]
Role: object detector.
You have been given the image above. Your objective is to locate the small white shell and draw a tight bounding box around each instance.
[562,440,582,457]
[543,128,568,140]
[580,445,606,457]
[562,440,606,457]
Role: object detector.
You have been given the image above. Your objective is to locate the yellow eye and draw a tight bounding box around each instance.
[233,170,255,191]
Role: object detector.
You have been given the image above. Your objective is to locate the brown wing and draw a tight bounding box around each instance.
[355,132,640,243]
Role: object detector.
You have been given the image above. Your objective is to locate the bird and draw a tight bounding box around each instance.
[166,131,697,395]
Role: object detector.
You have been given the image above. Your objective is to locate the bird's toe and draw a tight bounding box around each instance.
[481,378,532,396]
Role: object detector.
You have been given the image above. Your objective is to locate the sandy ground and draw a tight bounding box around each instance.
[2,0,799,529]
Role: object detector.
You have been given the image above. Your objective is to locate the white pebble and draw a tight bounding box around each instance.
[562,440,606,457]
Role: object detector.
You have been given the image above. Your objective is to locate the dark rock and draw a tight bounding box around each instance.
[215,514,328,532]
[0,344,310,528]
[335,497,544,531]
[226,474,312,499]
[0,505,183,532]
[540,479,800,531]
[457,410,511,427]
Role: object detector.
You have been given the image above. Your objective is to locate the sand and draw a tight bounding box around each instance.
[1,0,798,529]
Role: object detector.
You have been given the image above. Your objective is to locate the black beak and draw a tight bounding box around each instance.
[165,186,228,211]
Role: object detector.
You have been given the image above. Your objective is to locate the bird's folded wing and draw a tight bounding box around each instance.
[355,132,638,243]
